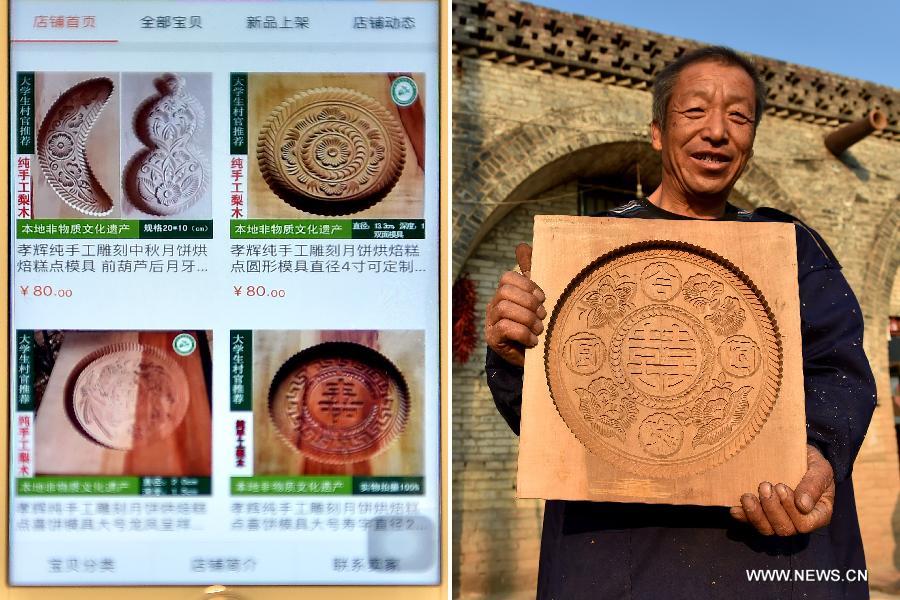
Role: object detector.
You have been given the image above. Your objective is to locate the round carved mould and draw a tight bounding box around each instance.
[257,87,406,216]
[268,342,410,464]
[68,343,190,450]
[545,241,783,478]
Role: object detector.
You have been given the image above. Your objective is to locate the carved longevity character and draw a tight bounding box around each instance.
[125,74,209,216]
[37,77,115,216]
[545,241,783,477]
[69,344,191,450]
[268,342,410,464]
[257,87,406,216]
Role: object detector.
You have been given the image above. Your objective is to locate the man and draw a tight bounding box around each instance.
[484,46,876,599]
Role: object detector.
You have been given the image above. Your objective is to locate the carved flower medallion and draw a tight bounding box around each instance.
[575,376,638,442]
[257,87,406,215]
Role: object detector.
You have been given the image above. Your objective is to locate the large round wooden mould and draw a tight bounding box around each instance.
[268,342,410,464]
[68,343,190,450]
[257,87,406,216]
[545,241,783,478]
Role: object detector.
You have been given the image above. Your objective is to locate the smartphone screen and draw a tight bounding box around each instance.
[8,0,441,587]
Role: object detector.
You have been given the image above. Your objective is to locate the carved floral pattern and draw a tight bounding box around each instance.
[705,296,746,336]
[258,87,406,215]
[546,241,783,478]
[36,77,115,216]
[577,273,636,329]
[682,273,724,307]
[575,376,638,442]
[126,74,208,216]
[71,344,189,450]
[674,372,752,449]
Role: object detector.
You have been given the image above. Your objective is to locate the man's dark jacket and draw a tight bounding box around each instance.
[486,198,877,600]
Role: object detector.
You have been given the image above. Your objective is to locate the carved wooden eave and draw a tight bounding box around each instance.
[453,0,900,142]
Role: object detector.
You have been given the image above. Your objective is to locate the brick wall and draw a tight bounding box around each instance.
[453,183,578,598]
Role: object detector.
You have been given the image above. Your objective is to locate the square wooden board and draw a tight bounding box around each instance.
[518,216,806,506]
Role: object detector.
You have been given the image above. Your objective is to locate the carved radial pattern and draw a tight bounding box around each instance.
[70,344,190,450]
[545,241,783,478]
[257,87,406,215]
[37,78,115,216]
[268,342,410,464]
[126,73,209,216]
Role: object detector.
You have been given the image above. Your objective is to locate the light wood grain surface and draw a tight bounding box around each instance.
[119,72,212,220]
[32,72,121,219]
[35,330,211,476]
[518,216,806,506]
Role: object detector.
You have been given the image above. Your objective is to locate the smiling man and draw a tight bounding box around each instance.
[483,46,876,599]
[648,51,761,217]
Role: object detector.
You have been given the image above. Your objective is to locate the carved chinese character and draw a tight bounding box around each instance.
[268,342,409,464]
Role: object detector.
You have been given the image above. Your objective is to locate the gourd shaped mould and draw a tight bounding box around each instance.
[125,73,209,216]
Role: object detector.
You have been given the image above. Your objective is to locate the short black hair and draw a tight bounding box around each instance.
[651,46,767,130]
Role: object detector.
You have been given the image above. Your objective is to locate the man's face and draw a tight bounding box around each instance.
[651,60,757,202]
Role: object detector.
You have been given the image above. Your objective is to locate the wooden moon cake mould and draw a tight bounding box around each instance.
[544,240,783,478]
[68,343,191,450]
[267,342,410,464]
[124,73,209,216]
[257,87,406,216]
[37,77,115,216]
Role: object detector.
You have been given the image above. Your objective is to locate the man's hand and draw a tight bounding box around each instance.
[729,445,835,536]
[484,243,547,367]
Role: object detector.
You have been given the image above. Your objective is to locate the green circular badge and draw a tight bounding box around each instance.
[390,76,418,107]
[173,333,197,356]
